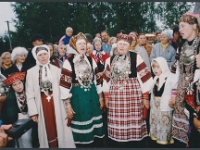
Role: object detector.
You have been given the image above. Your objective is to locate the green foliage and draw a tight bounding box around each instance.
[156,2,192,29]
[1,2,192,52]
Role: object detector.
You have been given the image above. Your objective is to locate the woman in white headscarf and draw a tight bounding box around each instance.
[25,45,75,148]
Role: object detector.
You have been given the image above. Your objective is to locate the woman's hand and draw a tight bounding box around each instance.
[196,106,200,113]
[99,100,104,109]
[66,106,75,119]
[97,72,103,79]
[143,99,150,109]
[105,99,108,108]
[0,95,6,103]
[31,115,39,123]
[169,97,176,107]
[0,124,13,148]
[193,117,200,132]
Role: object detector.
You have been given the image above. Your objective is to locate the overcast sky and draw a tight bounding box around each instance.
[0,2,16,36]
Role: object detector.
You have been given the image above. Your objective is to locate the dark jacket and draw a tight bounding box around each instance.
[1,90,27,124]
[5,63,32,77]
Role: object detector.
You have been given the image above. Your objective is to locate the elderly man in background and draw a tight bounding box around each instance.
[101,30,112,55]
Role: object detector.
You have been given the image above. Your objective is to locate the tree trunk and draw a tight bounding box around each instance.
[193,2,200,14]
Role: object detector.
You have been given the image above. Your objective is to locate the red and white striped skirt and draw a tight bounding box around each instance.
[108,78,148,142]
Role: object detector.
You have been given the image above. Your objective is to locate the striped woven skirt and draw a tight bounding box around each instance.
[108,78,148,142]
[70,83,104,144]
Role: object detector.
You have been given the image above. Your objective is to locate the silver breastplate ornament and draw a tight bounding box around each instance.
[110,52,131,89]
[74,57,93,91]
[179,37,199,74]
[179,37,199,93]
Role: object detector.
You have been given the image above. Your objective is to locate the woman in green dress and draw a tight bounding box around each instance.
[59,32,104,147]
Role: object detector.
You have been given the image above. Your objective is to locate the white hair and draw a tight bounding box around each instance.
[11,47,28,62]
[66,27,73,32]
[93,37,102,43]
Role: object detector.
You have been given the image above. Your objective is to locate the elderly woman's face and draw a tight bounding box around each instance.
[16,54,26,64]
[195,52,200,68]
[76,39,86,55]
[160,34,169,44]
[117,40,130,55]
[179,22,196,40]
[94,41,102,51]
[37,52,49,65]
[2,54,12,65]
[58,45,66,57]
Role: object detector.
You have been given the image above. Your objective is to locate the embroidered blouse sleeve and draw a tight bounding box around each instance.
[92,58,102,94]
[102,57,111,94]
[136,54,153,99]
[59,60,73,100]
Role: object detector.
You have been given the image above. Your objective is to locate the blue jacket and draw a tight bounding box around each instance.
[62,35,71,45]
[150,43,176,68]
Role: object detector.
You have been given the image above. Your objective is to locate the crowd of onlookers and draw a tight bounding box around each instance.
[0,11,200,148]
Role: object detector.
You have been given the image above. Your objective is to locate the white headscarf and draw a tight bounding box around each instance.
[151,57,170,90]
[32,45,53,83]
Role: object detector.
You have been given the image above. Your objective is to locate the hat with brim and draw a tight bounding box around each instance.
[4,72,26,86]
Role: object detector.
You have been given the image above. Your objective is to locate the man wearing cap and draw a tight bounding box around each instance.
[24,34,44,67]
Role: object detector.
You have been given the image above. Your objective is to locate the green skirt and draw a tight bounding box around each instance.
[70,83,104,144]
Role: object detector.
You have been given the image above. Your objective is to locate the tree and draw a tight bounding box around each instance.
[110,2,157,35]
[157,2,192,29]
[9,2,167,49]
[193,2,200,14]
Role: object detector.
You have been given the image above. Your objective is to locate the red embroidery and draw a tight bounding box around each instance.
[60,68,72,89]
[137,62,151,83]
